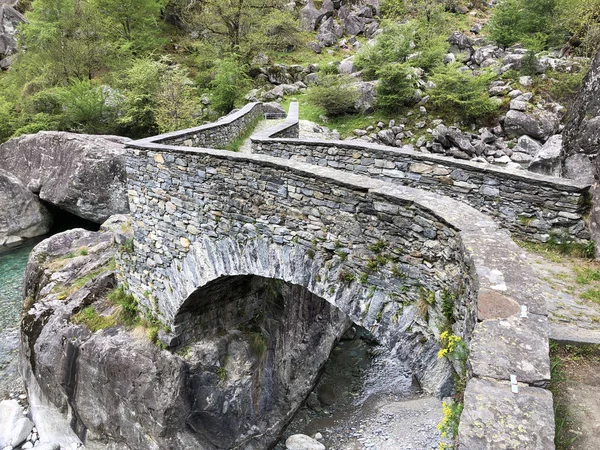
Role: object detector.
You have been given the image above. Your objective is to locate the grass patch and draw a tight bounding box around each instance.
[54,261,114,299]
[517,237,595,261]
[580,288,600,304]
[574,267,600,285]
[71,306,117,332]
[224,115,263,152]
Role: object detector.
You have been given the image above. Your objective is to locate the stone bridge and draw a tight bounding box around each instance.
[120,102,578,449]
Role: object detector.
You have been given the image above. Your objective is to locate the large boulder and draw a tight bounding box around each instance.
[0,131,131,224]
[503,110,559,142]
[299,0,331,31]
[0,169,52,247]
[528,135,563,177]
[562,49,600,184]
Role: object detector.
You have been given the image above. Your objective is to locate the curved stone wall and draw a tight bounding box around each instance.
[252,103,591,244]
[135,102,264,149]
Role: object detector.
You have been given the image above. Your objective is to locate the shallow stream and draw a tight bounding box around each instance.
[0,240,40,398]
[275,328,443,450]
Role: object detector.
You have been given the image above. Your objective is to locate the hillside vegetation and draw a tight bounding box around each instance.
[0,0,597,143]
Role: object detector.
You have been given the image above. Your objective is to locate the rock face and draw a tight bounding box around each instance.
[21,218,352,450]
[561,48,600,253]
[0,2,26,68]
[0,131,130,224]
[0,169,51,246]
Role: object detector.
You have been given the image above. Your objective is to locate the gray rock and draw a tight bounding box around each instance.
[352,81,377,113]
[503,110,559,141]
[285,434,326,450]
[564,153,594,185]
[0,170,52,247]
[446,129,476,155]
[342,13,366,36]
[509,100,527,111]
[459,378,554,450]
[262,102,286,115]
[510,152,533,163]
[9,417,33,448]
[0,5,26,65]
[299,0,330,31]
[514,135,542,156]
[0,132,130,224]
[377,129,395,146]
[448,31,472,51]
[34,445,60,450]
[338,57,354,74]
[528,134,563,176]
[0,400,22,448]
[519,75,533,87]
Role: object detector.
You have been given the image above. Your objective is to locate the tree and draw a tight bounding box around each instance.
[155,65,199,133]
[89,0,166,52]
[117,58,165,137]
[170,0,289,57]
[209,56,251,114]
[376,63,421,112]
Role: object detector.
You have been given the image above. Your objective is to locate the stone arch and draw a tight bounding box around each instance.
[151,235,454,395]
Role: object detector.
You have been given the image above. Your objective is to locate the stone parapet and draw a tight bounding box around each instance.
[134,102,264,149]
[252,103,590,244]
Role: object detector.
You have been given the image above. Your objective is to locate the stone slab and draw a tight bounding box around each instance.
[458,377,554,450]
[470,315,550,385]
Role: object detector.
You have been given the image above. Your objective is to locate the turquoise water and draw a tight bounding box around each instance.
[0,240,39,397]
[0,242,38,330]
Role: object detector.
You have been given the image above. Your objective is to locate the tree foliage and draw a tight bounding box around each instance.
[209,56,251,115]
[376,63,421,112]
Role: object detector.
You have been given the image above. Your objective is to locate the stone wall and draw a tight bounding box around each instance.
[134,102,264,149]
[253,103,591,244]
[123,137,554,448]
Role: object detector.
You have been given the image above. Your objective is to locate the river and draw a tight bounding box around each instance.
[0,240,40,399]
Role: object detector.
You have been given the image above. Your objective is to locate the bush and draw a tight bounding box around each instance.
[156,65,199,132]
[209,56,251,115]
[376,63,421,112]
[354,22,416,79]
[306,75,359,116]
[428,63,499,123]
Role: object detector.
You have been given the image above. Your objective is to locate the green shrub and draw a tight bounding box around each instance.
[320,63,340,75]
[428,63,499,123]
[354,22,416,79]
[306,75,359,116]
[376,63,421,112]
[209,56,251,115]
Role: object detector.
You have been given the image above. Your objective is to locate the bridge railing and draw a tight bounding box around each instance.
[132,102,264,149]
[252,102,591,245]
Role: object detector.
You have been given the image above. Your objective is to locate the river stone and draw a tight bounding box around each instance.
[9,417,33,448]
[35,445,60,450]
[503,110,559,141]
[0,131,130,224]
[459,378,554,450]
[469,315,551,385]
[0,169,51,247]
[528,134,563,177]
[0,399,22,447]
[285,434,326,450]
